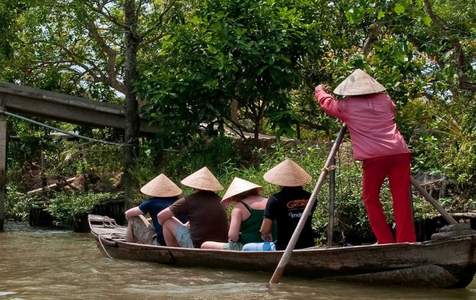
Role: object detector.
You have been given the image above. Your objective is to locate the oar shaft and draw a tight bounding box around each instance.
[410,176,457,225]
[269,126,347,284]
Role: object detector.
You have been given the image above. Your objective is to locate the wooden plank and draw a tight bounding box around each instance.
[26,177,77,195]
[0,101,7,231]
[0,82,123,114]
[4,93,126,128]
[0,82,158,133]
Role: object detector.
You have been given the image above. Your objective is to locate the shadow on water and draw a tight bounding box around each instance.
[1,222,476,299]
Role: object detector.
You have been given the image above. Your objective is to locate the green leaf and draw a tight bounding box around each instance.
[394,3,405,15]
[377,10,385,20]
[345,8,355,24]
[423,15,432,26]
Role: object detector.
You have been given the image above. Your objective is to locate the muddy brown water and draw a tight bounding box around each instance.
[1,223,476,299]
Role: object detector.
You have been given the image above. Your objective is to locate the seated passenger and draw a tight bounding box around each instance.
[158,167,228,248]
[259,158,316,250]
[201,177,272,251]
[124,174,185,245]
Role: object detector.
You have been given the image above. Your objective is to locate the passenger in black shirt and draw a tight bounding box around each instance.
[260,158,315,250]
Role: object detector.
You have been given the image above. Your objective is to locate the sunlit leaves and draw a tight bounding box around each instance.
[393,3,405,15]
[422,15,432,26]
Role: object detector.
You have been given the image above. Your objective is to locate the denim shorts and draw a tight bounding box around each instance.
[223,241,243,251]
[174,223,194,248]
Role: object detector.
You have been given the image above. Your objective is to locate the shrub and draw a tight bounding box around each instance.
[6,184,35,221]
[46,192,118,226]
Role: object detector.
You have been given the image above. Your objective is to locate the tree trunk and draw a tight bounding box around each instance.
[254,115,260,141]
[230,99,239,123]
[123,0,140,207]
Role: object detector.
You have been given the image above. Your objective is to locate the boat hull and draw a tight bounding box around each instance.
[89,215,476,288]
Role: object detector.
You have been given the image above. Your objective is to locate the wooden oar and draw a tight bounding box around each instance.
[410,176,457,224]
[269,125,347,284]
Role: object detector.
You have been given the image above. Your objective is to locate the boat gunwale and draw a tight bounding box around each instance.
[90,223,476,255]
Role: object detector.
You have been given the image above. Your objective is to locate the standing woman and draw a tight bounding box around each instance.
[314,69,416,244]
[201,177,270,250]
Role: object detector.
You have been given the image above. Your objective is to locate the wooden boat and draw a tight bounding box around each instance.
[88,214,476,289]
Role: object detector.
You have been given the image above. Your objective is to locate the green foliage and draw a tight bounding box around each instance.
[0,0,26,61]
[158,135,239,180]
[48,141,122,177]
[5,185,34,221]
[46,192,118,225]
[138,0,316,141]
[401,95,476,195]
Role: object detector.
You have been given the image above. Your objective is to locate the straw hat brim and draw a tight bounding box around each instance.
[333,69,386,96]
[140,174,182,198]
[221,177,261,204]
[181,167,224,192]
[263,158,312,187]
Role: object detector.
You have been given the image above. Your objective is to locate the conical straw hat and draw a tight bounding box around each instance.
[333,69,386,96]
[181,167,224,191]
[263,158,312,187]
[140,173,182,197]
[221,177,261,204]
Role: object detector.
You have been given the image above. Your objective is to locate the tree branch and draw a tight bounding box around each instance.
[49,40,126,93]
[140,0,178,39]
[28,60,104,85]
[422,0,476,92]
[85,20,126,93]
[422,0,448,30]
[362,23,380,56]
[84,0,127,29]
[140,31,167,49]
[453,41,476,91]
[223,118,247,139]
[136,0,145,19]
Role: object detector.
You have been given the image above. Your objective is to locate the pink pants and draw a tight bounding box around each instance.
[362,153,416,244]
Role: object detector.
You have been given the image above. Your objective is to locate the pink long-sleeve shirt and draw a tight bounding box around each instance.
[314,87,409,161]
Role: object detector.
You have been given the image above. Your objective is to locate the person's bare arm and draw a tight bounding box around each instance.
[228,208,243,242]
[157,208,174,225]
[260,218,273,242]
[125,207,143,220]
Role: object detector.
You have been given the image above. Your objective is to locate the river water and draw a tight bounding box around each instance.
[2,223,476,299]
